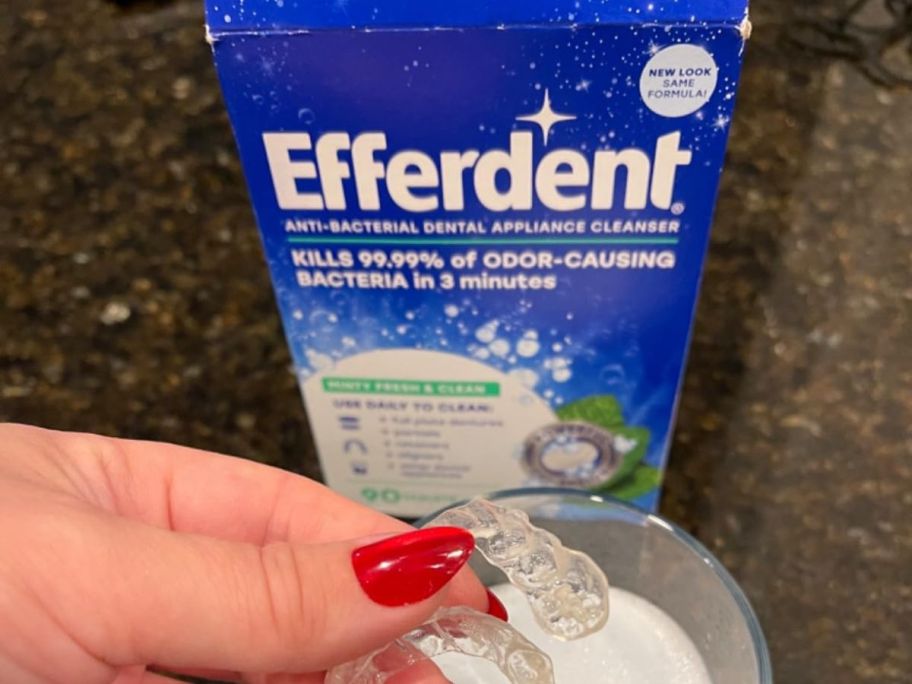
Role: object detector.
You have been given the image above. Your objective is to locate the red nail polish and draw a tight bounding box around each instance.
[352,527,475,607]
[485,588,509,622]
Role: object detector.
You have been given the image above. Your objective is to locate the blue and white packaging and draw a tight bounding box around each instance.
[206,0,750,515]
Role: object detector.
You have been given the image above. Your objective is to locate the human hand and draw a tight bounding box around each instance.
[0,424,497,683]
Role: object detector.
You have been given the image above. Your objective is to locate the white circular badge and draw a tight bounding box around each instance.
[639,44,718,118]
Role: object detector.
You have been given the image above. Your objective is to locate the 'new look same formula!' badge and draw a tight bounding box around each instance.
[206,0,751,516]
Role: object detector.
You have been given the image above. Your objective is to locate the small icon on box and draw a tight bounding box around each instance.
[339,416,360,431]
[344,439,368,454]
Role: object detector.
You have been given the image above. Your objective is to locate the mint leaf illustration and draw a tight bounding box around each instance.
[556,395,624,429]
[600,465,662,500]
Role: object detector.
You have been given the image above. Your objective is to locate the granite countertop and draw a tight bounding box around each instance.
[1,0,910,681]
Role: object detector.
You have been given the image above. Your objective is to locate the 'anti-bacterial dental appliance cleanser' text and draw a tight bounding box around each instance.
[206,0,750,515]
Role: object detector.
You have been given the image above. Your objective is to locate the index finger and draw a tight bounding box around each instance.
[38,425,487,607]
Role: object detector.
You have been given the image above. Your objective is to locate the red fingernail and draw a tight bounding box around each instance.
[352,527,475,607]
[485,589,509,622]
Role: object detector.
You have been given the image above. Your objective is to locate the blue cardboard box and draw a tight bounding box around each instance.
[206,0,750,515]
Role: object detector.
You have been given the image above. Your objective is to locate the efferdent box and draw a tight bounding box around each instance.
[206,0,750,516]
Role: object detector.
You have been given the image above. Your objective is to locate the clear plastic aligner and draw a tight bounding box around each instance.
[324,606,554,684]
[429,498,610,640]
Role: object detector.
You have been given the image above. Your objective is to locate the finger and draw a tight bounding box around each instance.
[37,425,401,543]
[36,426,486,610]
[112,666,185,684]
[387,660,451,684]
[242,674,322,684]
[126,675,183,684]
[36,511,475,674]
[154,667,242,683]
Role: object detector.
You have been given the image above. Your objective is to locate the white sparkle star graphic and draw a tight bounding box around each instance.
[516,89,576,145]
[575,78,591,92]
[713,114,731,130]
[648,41,661,56]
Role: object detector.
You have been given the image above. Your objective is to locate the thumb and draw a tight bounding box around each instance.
[48,518,475,674]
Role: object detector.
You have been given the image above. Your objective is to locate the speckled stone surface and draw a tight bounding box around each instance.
[1,1,910,681]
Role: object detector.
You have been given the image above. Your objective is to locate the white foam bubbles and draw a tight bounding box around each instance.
[599,364,627,387]
[472,347,491,360]
[517,330,541,358]
[553,367,572,383]
[545,356,573,383]
[475,320,499,344]
[308,309,338,327]
[508,368,540,388]
[489,338,511,357]
[305,349,334,371]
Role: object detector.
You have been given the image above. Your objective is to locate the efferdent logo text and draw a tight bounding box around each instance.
[263,90,692,213]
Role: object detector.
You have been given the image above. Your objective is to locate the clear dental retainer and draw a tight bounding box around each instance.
[326,497,611,683]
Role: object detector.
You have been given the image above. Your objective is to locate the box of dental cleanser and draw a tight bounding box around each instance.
[205,0,750,516]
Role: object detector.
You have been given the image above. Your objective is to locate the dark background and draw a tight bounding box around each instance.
[1,1,910,681]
